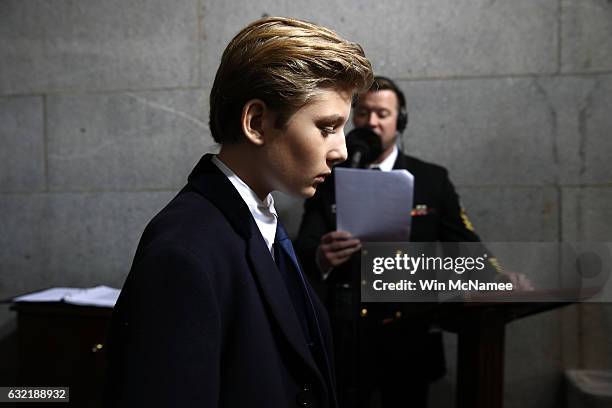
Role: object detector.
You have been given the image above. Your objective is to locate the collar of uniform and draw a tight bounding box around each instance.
[370,144,398,172]
[211,156,277,254]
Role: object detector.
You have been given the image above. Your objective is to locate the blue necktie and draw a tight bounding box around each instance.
[275,223,302,274]
[274,223,313,345]
[274,223,335,392]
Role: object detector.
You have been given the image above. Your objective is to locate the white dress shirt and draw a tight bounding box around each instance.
[370,144,398,172]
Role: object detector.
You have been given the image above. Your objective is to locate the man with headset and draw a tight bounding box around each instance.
[295,76,528,407]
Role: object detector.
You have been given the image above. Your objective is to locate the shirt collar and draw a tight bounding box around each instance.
[211,156,277,252]
[370,144,398,172]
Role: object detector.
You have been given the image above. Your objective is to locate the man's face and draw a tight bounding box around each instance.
[352,90,399,160]
[262,88,351,197]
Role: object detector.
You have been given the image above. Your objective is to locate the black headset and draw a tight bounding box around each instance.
[373,76,409,134]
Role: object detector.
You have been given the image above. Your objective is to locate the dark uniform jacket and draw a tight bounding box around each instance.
[107,154,338,408]
[295,150,485,385]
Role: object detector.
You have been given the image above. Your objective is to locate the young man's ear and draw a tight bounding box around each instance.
[241,99,273,146]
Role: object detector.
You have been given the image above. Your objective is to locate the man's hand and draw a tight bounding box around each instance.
[316,231,361,273]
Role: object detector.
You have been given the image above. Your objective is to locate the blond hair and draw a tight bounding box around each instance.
[209,16,373,144]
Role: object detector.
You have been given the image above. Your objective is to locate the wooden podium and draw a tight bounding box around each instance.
[432,294,572,408]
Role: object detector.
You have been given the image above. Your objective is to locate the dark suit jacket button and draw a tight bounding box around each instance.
[296,390,315,408]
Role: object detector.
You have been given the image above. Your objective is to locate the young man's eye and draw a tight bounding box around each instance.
[320,127,335,136]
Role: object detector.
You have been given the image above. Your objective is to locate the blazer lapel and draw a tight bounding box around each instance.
[246,229,325,382]
[276,222,336,399]
[392,150,408,170]
[188,155,325,383]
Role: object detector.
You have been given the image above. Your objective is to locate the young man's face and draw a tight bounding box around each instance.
[352,90,399,161]
[262,88,351,197]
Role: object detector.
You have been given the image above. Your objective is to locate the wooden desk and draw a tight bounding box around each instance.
[11,302,112,408]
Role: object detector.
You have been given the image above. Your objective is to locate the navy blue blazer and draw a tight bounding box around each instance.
[107,154,337,408]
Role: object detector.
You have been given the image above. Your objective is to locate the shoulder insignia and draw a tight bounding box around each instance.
[460,207,475,231]
[488,257,504,274]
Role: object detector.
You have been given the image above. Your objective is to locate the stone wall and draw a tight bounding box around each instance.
[1,1,611,406]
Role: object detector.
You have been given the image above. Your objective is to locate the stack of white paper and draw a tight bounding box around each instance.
[335,167,414,241]
[13,285,120,308]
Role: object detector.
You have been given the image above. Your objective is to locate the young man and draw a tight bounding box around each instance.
[106,17,373,408]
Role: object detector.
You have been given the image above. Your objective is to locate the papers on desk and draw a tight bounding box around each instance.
[335,167,414,241]
[13,285,120,308]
